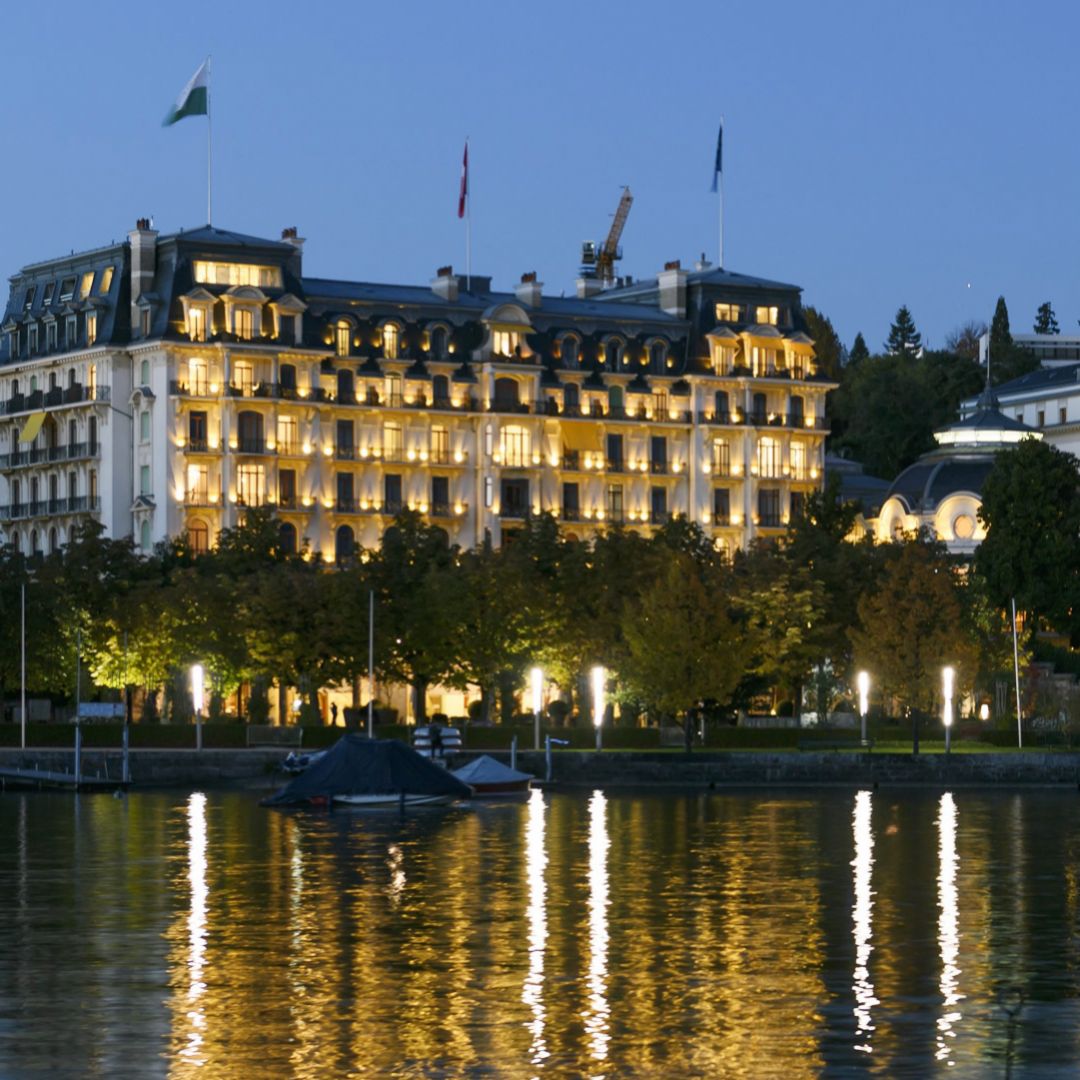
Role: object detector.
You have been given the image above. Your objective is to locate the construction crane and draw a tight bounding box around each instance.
[579,186,633,285]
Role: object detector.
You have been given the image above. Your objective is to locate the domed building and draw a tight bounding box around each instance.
[872,386,1040,554]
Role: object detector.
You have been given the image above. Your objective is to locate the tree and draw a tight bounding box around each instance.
[990,296,1012,355]
[944,320,987,362]
[885,306,922,358]
[803,306,843,380]
[849,541,979,715]
[1034,301,1060,335]
[976,438,1080,641]
[849,333,869,365]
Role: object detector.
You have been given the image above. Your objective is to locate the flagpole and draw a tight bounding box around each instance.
[20,581,26,750]
[718,114,724,269]
[465,137,471,292]
[206,56,212,225]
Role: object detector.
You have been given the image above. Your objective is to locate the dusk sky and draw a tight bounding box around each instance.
[6,0,1079,350]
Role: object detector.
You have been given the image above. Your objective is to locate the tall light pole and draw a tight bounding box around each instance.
[191,663,205,752]
[530,666,543,751]
[942,665,955,755]
[591,665,605,752]
[857,671,870,746]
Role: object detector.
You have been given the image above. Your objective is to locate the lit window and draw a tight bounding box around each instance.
[383,323,400,360]
[499,425,530,467]
[193,261,283,288]
[758,437,780,478]
[237,463,266,505]
[189,358,208,395]
[336,320,351,357]
[79,273,94,300]
[790,441,806,480]
[755,306,779,326]
[85,312,97,346]
[187,464,209,501]
[383,422,403,459]
[140,309,151,337]
[712,438,730,475]
[233,360,254,394]
[99,268,114,294]
[277,416,298,454]
[235,309,254,340]
[188,307,207,342]
[187,519,209,553]
[493,329,518,357]
[715,303,741,322]
[87,365,97,394]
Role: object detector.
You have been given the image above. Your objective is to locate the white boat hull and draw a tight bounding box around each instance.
[332,793,459,808]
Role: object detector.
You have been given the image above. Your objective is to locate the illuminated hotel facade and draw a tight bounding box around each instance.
[0,221,834,557]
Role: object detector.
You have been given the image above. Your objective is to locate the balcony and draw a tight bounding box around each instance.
[1,442,99,469]
[336,445,356,461]
[650,460,669,475]
[236,438,267,454]
[430,501,451,518]
[5,384,108,415]
[560,506,581,522]
[499,505,529,520]
[607,458,625,474]
[184,491,217,508]
[383,499,404,515]
[650,509,670,524]
[758,514,783,528]
[562,452,581,471]
[0,496,101,520]
[335,498,359,513]
[698,410,741,425]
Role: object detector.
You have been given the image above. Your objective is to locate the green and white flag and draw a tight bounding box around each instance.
[163,59,209,126]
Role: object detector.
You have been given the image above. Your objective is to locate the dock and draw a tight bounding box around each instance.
[0,764,131,792]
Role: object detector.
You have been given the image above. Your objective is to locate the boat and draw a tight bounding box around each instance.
[280,749,326,774]
[261,734,473,809]
[452,754,534,797]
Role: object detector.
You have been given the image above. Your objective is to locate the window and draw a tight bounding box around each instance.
[385,373,403,406]
[752,392,767,423]
[493,377,520,408]
[336,369,354,402]
[140,359,150,385]
[23,286,35,309]
[68,472,77,498]
[234,309,254,340]
[233,360,254,394]
[790,441,807,480]
[42,283,54,306]
[193,261,282,288]
[65,316,77,348]
[606,484,623,520]
[789,395,804,425]
[430,424,449,463]
[46,322,57,351]
[492,329,518,357]
[28,325,38,355]
[237,411,264,452]
[336,419,354,454]
[336,472,354,508]
[752,347,777,377]
[188,519,209,554]
[484,476,493,508]
[79,273,94,300]
[385,473,403,513]
[650,435,668,471]
[279,469,297,508]
[562,482,579,518]
[758,487,781,527]
[335,525,355,561]
[140,410,151,443]
[59,277,76,302]
[755,305,779,326]
[606,433,624,469]
[383,422,403,460]
[335,320,351,357]
[431,475,449,512]
[432,374,450,405]
[1061,407,1068,425]
[429,326,448,359]
[713,488,731,525]
[140,465,151,495]
[561,336,579,367]
[1038,410,1045,427]
[758,437,780,478]
[85,312,96,346]
[383,323,400,360]
[237,463,265,505]
[279,363,297,392]
[605,338,623,367]
[88,417,98,453]
[712,438,730,476]
[187,464,209,502]
[499,424,529,467]
[500,478,529,517]
[790,491,805,521]
[140,308,152,337]
[89,469,97,500]
[277,416,298,454]
[649,340,666,372]
[278,522,297,555]
[189,358,208,395]
[563,383,580,411]
[99,267,114,294]
[189,411,208,448]
[715,302,741,322]
[714,390,730,420]
[650,486,668,523]
[140,520,152,551]
[188,307,207,342]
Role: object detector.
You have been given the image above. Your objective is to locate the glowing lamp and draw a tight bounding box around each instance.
[190,664,204,716]
[591,665,605,751]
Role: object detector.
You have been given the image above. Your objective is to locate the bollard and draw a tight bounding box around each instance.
[122,724,130,785]
[74,724,82,787]
[511,734,517,772]
[196,717,203,752]
[545,735,552,783]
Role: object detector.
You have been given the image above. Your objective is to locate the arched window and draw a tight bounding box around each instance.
[429,326,448,359]
[67,368,76,388]
[140,359,150,385]
[335,319,351,357]
[650,340,667,372]
[605,338,623,367]
[48,528,58,554]
[188,519,210,554]
[432,374,450,405]
[383,323,400,360]
[335,524,355,562]
[336,369,354,403]
[140,520,151,551]
[493,377,519,408]
[561,336,580,368]
[30,530,39,555]
[279,521,297,556]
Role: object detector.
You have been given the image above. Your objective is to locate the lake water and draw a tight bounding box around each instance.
[1,786,1079,1078]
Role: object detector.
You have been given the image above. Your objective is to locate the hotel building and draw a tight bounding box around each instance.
[0,222,833,558]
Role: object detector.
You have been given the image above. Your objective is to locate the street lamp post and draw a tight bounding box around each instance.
[942,665,955,755]
[530,666,543,752]
[591,665,605,752]
[857,671,870,746]
[191,663,205,752]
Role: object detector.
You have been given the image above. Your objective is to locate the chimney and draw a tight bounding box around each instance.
[515,272,542,308]
[280,226,305,250]
[576,276,603,299]
[128,217,159,316]
[431,265,460,302]
[657,260,688,317]
[695,252,713,272]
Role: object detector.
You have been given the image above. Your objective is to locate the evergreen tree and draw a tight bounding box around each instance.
[849,332,869,365]
[884,306,921,358]
[990,296,1012,355]
[802,306,842,379]
[1034,301,1060,335]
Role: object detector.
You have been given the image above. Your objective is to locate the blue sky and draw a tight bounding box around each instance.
[5,0,1079,350]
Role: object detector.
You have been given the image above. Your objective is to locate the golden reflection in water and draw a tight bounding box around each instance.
[584,790,610,1070]
[936,792,962,1064]
[523,788,549,1070]
[851,790,878,1053]
[387,842,406,907]
[180,792,208,1068]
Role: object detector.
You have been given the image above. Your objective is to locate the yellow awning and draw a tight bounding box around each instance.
[19,412,46,443]
[561,423,603,453]
[489,322,534,335]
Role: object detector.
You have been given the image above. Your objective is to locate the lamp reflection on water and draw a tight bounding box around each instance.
[180,792,208,1066]
[851,790,878,1052]
[522,788,549,1067]
[936,792,962,1063]
[387,843,406,907]
[584,790,610,1066]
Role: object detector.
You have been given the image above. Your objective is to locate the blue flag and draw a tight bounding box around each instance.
[710,122,723,192]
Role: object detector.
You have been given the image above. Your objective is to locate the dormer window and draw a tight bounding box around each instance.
[429,325,448,359]
[715,302,741,322]
[59,277,76,302]
[560,335,580,368]
[140,309,151,337]
[335,320,351,357]
[193,261,282,288]
[235,309,254,340]
[79,272,94,300]
[493,330,518,357]
[649,340,667,371]
[383,323,400,359]
[42,283,54,306]
[603,337,623,367]
[46,322,57,351]
[755,305,779,326]
[23,286,35,310]
[86,312,97,346]
[28,325,38,355]
[99,268,114,295]
[188,307,207,342]
[65,315,77,348]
